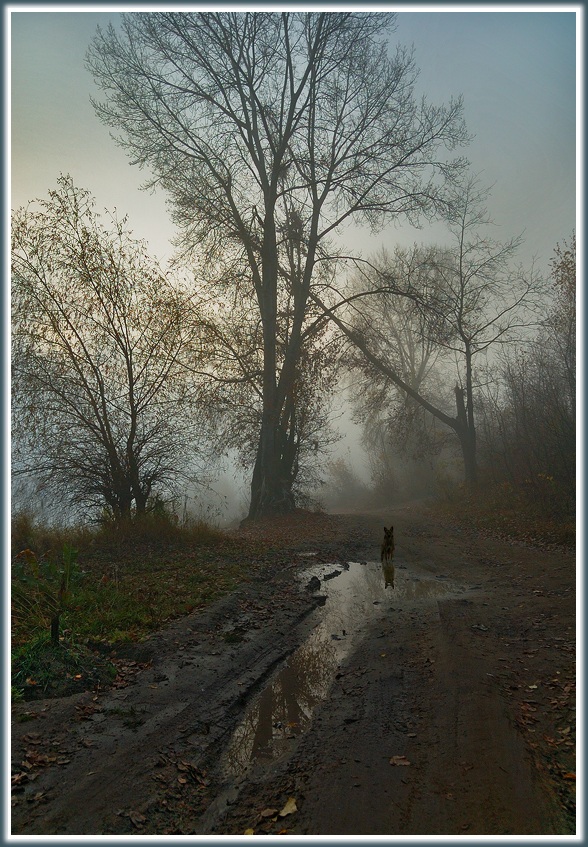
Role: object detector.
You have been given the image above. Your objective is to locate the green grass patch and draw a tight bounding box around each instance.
[60,551,246,643]
[12,635,117,700]
[11,511,267,698]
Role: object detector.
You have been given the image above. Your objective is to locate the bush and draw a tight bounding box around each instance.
[94,508,225,548]
[11,510,92,560]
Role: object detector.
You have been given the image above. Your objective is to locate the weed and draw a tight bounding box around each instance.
[12,544,83,644]
[11,686,24,703]
[11,511,92,560]
[11,635,116,700]
[95,509,225,550]
[11,512,265,699]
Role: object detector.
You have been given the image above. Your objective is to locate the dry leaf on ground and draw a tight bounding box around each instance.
[389,755,411,766]
[279,797,298,817]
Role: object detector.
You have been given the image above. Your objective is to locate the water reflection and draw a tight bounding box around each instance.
[221,561,457,776]
[382,560,395,589]
[223,626,337,775]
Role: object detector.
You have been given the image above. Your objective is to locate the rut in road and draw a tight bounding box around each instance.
[207,587,566,835]
[11,572,328,835]
[12,508,574,836]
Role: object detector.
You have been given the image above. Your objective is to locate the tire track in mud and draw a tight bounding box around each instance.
[12,508,575,836]
[201,551,571,837]
[399,597,564,835]
[11,575,329,835]
[212,592,566,836]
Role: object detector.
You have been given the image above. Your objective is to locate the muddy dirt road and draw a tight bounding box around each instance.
[11,503,576,836]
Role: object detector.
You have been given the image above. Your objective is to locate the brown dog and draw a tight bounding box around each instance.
[381,525,395,589]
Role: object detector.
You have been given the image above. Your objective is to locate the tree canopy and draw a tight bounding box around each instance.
[87,11,470,519]
[12,176,210,521]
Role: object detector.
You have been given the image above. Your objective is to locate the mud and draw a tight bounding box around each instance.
[11,504,576,836]
[220,558,469,780]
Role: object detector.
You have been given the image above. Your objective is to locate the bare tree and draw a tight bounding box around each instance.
[479,233,575,513]
[87,11,469,519]
[548,232,576,408]
[12,176,210,522]
[333,177,547,487]
[346,245,452,463]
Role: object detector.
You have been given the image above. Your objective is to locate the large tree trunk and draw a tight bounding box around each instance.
[247,213,298,522]
[455,383,477,487]
[248,420,297,520]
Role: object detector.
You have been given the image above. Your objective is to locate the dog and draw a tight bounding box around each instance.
[381,525,395,589]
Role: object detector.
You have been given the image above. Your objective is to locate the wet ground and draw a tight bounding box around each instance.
[11,505,576,836]
[220,557,471,780]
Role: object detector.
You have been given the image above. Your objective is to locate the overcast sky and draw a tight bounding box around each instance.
[9,6,577,276]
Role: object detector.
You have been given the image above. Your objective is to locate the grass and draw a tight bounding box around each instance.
[11,634,117,700]
[11,510,269,699]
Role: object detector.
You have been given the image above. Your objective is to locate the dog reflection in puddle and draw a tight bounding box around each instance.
[381,525,395,589]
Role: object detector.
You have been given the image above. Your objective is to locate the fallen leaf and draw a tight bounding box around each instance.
[389,755,411,766]
[279,797,298,817]
[11,773,29,789]
[128,810,146,827]
[244,828,255,835]
[260,808,278,818]
[563,772,576,780]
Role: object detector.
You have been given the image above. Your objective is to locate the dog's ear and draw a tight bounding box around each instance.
[383,526,388,532]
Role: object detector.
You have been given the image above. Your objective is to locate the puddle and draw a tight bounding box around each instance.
[221,560,460,777]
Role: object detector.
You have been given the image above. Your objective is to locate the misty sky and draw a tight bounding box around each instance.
[6,6,580,511]
[10,7,577,276]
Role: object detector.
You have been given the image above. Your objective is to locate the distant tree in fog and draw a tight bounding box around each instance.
[335,176,547,488]
[548,232,576,407]
[346,244,452,466]
[87,11,469,519]
[479,233,575,514]
[12,176,211,522]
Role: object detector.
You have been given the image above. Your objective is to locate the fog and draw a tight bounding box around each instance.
[11,11,575,274]
[9,10,576,530]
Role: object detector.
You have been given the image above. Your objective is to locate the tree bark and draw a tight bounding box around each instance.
[248,430,297,520]
[454,383,477,487]
[247,211,298,521]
